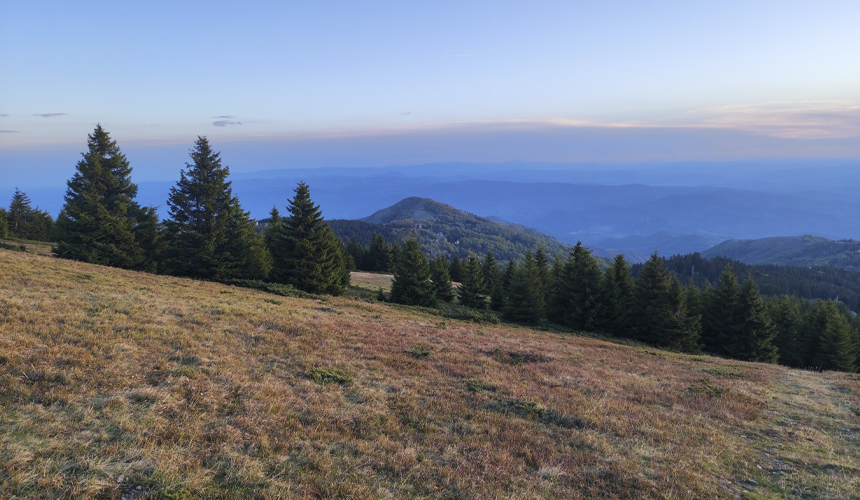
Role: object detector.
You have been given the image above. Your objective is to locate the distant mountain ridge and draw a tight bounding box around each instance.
[701,235,860,271]
[330,197,572,262]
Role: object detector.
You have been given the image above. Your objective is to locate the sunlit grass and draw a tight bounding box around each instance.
[2,249,858,499]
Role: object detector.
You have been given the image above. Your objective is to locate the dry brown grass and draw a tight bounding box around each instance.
[2,249,859,499]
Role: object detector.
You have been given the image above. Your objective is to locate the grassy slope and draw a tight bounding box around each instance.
[1,250,859,500]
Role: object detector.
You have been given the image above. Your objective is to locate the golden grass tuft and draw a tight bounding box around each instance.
[2,249,859,499]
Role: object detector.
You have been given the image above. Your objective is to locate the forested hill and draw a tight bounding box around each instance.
[702,235,860,271]
[646,252,860,311]
[330,197,570,262]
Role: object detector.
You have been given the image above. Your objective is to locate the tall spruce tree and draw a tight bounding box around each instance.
[164,137,269,280]
[771,296,804,367]
[701,266,743,356]
[808,301,856,372]
[606,254,636,337]
[367,233,390,272]
[482,251,501,292]
[430,255,456,303]
[503,255,543,324]
[0,208,8,238]
[458,254,487,309]
[738,275,779,363]
[269,181,347,295]
[449,255,465,283]
[53,125,158,270]
[491,259,517,311]
[631,253,701,351]
[390,238,436,306]
[553,243,604,331]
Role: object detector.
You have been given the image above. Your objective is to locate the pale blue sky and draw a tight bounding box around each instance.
[1,1,859,165]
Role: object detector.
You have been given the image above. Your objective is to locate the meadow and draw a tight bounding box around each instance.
[1,249,859,499]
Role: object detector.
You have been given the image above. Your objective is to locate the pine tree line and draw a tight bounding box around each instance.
[387,241,859,372]
[47,126,349,295]
[1,188,55,241]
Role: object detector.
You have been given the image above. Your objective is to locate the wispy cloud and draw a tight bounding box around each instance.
[33,113,67,118]
[213,115,235,119]
[213,120,243,127]
[0,114,9,117]
[686,101,860,139]
[0,130,20,133]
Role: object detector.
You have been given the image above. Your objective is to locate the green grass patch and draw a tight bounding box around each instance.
[703,367,746,378]
[466,379,497,393]
[306,367,354,386]
[404,344,432,359]
[689,380,729,396]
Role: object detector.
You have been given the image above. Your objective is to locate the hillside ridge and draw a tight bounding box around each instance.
[702,234,860,271]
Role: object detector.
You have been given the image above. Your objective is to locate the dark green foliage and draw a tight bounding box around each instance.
[534,248,551,308]
[503,255,544,324]
[6,188,54,241]
[701,267,743,357]
[770,296,805,367]
[738,276,778,363]
[163,137,269,280]
[389,238,436,307]
[482,251,501,291]
[631,253,701,352]
[807,301,856,372]
[552,243,604,331]
[605,254,636,337]
[491,260,517,312]
[0,208,8,238]
[658,252,860,311]
[53,125,158,270]
[345,236,362,271]
[457,254,487,309]
[449,255,464,283]
[268,182,347,295]
[264,207,282,250]
[368,233,392,272]
[430,255,456,303]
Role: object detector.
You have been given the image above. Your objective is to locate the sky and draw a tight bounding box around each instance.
[1,0,860,184]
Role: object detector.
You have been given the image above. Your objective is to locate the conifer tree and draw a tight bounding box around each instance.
[534,248,552,308]
[265,207,282,250]
[738,275,779,363]
[683,278,704,319]
[53,125,158,270]
[449,255,464,283]
[368,233,390,272]
[631,253,700,351]
[809,301,856,372]
[503,255,543,324]
[0,208,8,238]
[491,260,517,311]
[389,238,436,306]
[701,266,743,356]
[482,251,500,292]
[430,255,456,303]
[553,243,604,331]
[163,137,268,280]
[606,254,636,336]
[6,189,52,240]
[345,237,363,270]
[269,181,347,294]
[458,254,487,309]
[771,296,804,367]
